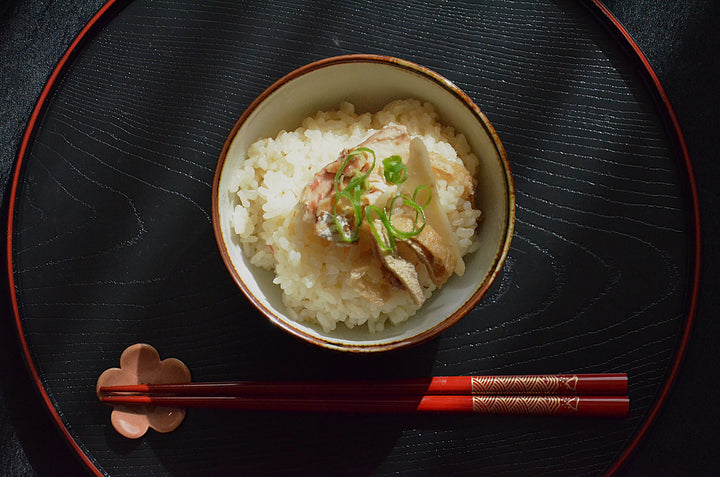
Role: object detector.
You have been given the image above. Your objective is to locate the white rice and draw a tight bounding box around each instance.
[228,99,481,333]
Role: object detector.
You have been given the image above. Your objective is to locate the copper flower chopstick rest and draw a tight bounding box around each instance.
[97,344,629,438]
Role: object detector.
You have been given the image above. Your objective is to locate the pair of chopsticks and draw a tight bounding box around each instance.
[98,373,629,417]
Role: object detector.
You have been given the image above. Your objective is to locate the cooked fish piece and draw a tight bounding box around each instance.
[298,148,370,225]
[299,126,410,240]
[369,221,454,306]
[392,216,454,288]
[379,253,425,305]
[365,220,426,306]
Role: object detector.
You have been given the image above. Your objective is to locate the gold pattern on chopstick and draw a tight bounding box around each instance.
[470,375,580,395]
[471,395,581,415]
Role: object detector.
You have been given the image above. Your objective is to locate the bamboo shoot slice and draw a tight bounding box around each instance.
[404,138,464,276]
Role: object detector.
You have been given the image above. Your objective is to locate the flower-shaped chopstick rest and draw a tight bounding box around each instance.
[96,343,191,438]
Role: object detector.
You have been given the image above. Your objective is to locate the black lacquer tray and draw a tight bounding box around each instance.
[6,1,699,475]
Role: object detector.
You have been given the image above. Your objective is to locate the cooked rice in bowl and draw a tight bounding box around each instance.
[227,99,482,333]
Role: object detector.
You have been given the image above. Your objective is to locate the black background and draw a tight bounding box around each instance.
[1,1,718,475]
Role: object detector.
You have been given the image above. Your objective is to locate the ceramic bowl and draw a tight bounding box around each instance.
[212,54,514,352]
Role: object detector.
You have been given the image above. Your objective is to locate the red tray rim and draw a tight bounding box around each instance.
[4,1,702,476]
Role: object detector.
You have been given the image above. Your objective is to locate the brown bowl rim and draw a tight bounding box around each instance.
[211,54,516,352]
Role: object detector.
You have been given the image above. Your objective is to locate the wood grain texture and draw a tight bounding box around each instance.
[7,1,697,476]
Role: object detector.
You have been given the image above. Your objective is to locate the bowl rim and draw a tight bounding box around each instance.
[211,54,516,352]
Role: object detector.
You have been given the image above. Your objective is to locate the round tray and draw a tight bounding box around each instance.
[6,1,699,475]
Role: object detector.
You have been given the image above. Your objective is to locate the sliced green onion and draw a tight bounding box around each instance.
[386,194,427,240]
[331,147,376,242]
[382,155,408,184]
[332,190,361,242]
[412,184,432,209]
[364,205,395,251]
[334,147,375,193]
[328,146,432,251]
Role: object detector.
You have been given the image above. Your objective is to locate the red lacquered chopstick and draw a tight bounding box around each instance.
[98,373,627,397]
[99,394,629,417]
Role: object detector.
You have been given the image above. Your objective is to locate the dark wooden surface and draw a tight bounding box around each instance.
[1,1,717,475]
